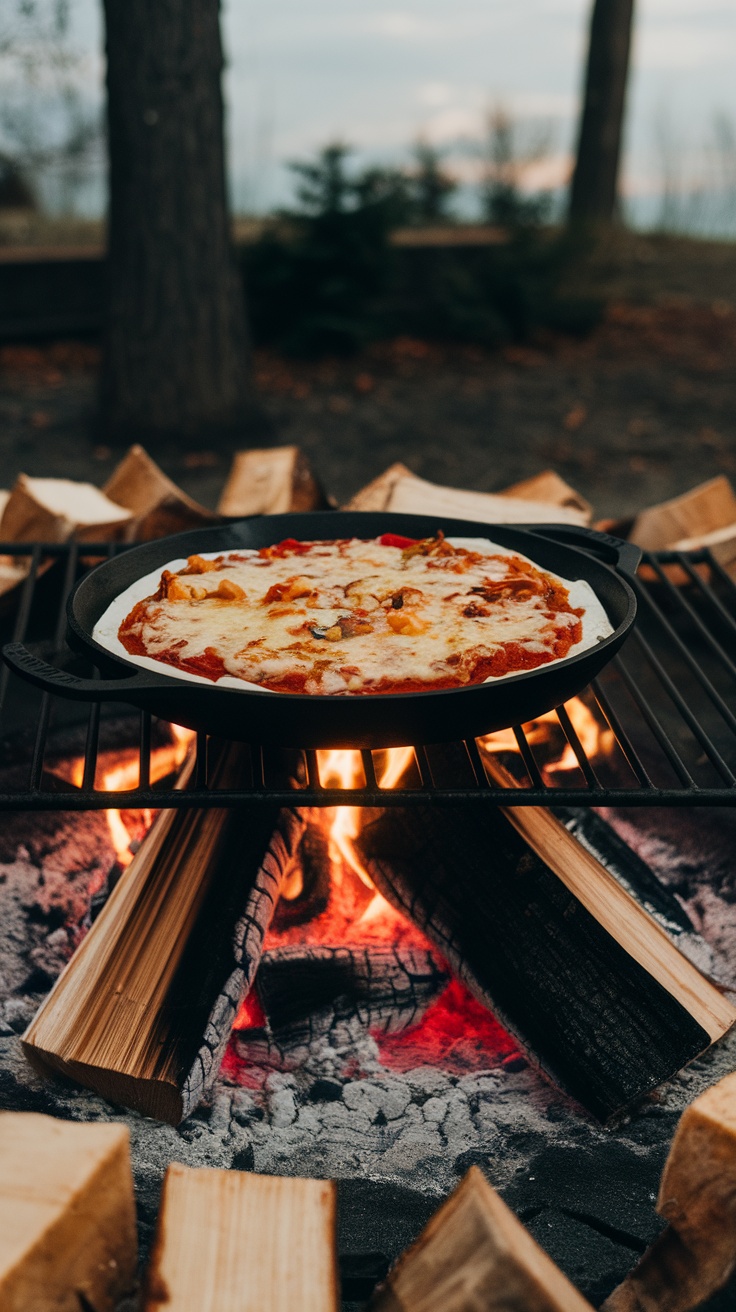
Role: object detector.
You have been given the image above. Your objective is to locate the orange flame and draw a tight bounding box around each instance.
[479,696,612,773]
[64,724,195,866]
[316,747,414,919]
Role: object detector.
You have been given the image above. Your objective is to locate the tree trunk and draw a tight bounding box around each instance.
[101,0,271,445]
[568,0,636,224]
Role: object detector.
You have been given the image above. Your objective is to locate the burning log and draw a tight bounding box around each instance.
[355,804,735,1120]
[367,1165,594,1311]
[217,444,326,516]
[602,1071,736,1312]
[254,943,448,1052]
[142,1163,339,1312]
[0,1112,137,1312]
[103,443,217,540]
[22,743,299,1124]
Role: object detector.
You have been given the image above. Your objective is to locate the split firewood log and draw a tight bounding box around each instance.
[380,470,590,526]
[344,462,414,510]
[217,444,326,517]
[669,521,736,580]
[368,1165,594,1311]
[0,1111,137,1312]
[22,744,298,1124]
[142,1163,339,1311]
[0,473,132,543]
[629,475,736,551]
[104,443,217,540]
[499,469,592,522]
[602,1070,736,1312]
[0,474,133,602]
[345,465,590,524]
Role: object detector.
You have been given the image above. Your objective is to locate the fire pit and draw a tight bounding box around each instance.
[1,535,736,1307]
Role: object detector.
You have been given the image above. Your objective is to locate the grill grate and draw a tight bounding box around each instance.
[1,539,736,810]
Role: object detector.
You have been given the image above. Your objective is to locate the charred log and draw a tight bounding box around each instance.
[355,805,732,1120]
[255,943,448,1044]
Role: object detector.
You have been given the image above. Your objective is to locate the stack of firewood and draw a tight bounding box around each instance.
[3,433,735,605]
[2,1072,735,1310]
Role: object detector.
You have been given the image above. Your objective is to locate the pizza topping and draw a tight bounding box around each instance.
[181,554,223,574]
[155,570,246,604]
[113,533,610,696]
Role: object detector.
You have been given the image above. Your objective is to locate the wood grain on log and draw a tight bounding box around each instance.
[368,1165,594,1311]
[22,744,298,1123]
[104,443,216,540]
[602,1071,736,1311]
[499,469,592,521]
[0,1112,137,1312]
[383,471,589,526]
[630,476,736,551]
[218,445,325,517]
[344,463,414,511]
[143,1163,339,1311]
[0,473,132,542]
[355,805,733,1119]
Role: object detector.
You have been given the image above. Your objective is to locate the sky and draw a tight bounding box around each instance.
[29,0,736,227]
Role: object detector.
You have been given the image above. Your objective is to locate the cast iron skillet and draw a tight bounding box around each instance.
[2,512,641,748]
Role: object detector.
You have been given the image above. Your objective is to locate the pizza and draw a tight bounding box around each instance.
[95,532,613,696]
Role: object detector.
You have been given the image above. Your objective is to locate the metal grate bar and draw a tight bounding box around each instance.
[673,551,736,641]
[411,744,430,787]
[81,702,101,791]
[704,550,736,607]
[138,713,152,790]
[29,543,80,792]
[194,733,208,789]
[412,744,433,788]
[512,726,547,789]
[555,704,601,790]
[640,555,736,730]
[304,750,322,790]
[611,654,696,788]
[464,737,491,789]
[628,628,736,786]
[2,540,736,808]
[0,545,42,714]
[589,679,654,790]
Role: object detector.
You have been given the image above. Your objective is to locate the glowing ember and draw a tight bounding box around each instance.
[376,979,522,1076]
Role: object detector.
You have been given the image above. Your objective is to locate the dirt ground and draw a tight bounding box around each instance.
[0,297,735,522]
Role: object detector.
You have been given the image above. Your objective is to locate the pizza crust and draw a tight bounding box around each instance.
[93,536,613,695]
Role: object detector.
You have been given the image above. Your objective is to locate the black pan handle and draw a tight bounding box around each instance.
[1,642,172,701]
[523,524,642,577]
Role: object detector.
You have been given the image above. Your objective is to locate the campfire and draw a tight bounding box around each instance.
[2,446,736,1308]
[19,702,734,1129]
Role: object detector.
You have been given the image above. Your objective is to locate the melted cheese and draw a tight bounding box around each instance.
[95,535,613,696]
